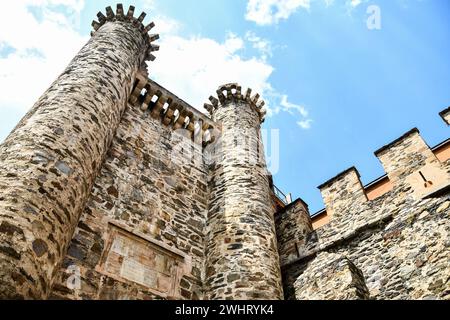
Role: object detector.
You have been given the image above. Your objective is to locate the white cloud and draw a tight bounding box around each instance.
[267,93,312,129]
[148,31,273,111]
[224,33,245,53]
[0,1,312,131]
[245,31,273,61]
[280,95,308,117]
[344,0,367,15]
[151,15,181,36]
[0,1,87,111]
[245,0,371,25]
[350,0,362,7]
[297,119,313,129]
[142,0,156,10]
[148,22,312,129]
[245,0,310,25]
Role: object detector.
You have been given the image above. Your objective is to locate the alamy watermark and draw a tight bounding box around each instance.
[66,264,81,291]
[367,5,382,30]
[170,127,280,175]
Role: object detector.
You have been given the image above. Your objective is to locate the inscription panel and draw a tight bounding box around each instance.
[98,223,184,297]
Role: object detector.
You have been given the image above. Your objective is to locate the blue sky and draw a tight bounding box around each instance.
[0,0,449,213]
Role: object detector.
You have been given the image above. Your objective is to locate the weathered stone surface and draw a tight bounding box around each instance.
[294,253,370,300]
[275,199,312,266]
[50,97,207,300]
[0,4,448,302]
[204,85,283,300]
[0,6,154,299]
[375,129,449,200]
[318,167,368,220]
[282,127,450,300]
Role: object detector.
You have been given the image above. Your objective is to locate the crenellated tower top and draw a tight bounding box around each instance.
[204,83,267,123]
[91,4,160,62]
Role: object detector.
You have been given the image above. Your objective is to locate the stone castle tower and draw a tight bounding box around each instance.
[205,85,282,299]
[0,4,448,300]
[0,4,283,300]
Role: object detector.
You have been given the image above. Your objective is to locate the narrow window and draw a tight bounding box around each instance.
[419,171,433,188]
[294,242,300,258]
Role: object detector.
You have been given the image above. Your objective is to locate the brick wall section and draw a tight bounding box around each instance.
[205,86,283,300]
[0,16,149,299]
[50,101,209,300]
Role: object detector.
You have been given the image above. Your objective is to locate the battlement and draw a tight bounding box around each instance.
[439,106,450,125]
[318,167,368,219]
[313,110,450,229]
[91,4,160,62]
[129,73,217,147]
[204,83,267,123]
[0,2,448,301]
[375,128,447,196]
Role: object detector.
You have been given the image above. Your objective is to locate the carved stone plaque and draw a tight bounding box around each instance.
[98,222,187,297]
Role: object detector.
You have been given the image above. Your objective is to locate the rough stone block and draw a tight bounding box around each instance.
[318,167,368,219]
[375,129,449,199]
[294,253,370,300]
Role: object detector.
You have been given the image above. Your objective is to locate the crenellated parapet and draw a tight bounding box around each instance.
[285,111,450,300]
[91,4,160,62]
[204,81,283,300]
[316,115,450,227]
[440,107,450,125]
[204,83,267,123]
[318,167,368,219]
[128,73,217,147]
[375,128,449,199]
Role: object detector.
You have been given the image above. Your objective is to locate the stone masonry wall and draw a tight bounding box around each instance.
[1,3,447,301]
[283,127,450,300]
[293,195,449,300]
[204,85,283,300]
[275,200,312,267]
[294,253,370,300]
[0,6,153,299]
[50,96,210,300]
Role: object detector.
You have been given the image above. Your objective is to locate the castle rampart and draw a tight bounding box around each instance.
[279,111,449,300]
[0,3,448,301]
[204,84,283,300]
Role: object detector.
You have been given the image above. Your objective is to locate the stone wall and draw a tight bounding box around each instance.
[0,5,155,299]
[283,127,450,300]
[0,3,448,301]
[318,167,368,222]
[375,129,449,200]
[275,199,312,267]
[294,253,370,300]
[204,84,283,300]
[50,93,210,299]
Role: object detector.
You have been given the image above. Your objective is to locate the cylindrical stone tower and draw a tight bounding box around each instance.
[0,4,158,299]
[204,84,284,300]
